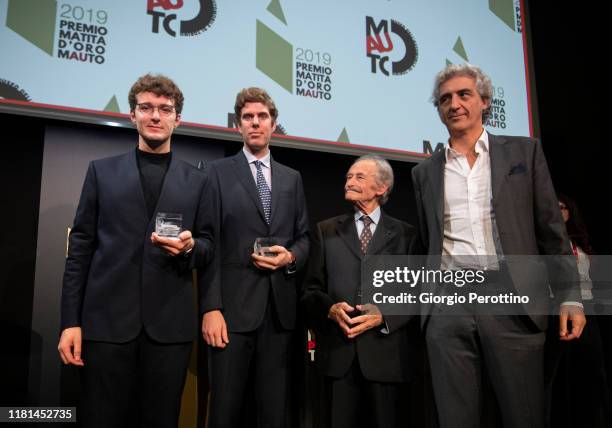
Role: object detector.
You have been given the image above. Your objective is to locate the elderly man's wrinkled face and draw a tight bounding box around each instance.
[345,160,387,207]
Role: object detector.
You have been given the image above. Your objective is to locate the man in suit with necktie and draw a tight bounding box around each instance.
[411,63,586,428]
[201,87,310,428]
[302,154,417,428]
[57,74,215,427]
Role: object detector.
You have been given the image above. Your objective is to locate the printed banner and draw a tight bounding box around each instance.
[0,0,531,157]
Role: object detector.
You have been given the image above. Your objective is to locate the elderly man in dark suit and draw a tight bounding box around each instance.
[411,63,586,428]
[302,154,417,428]
[58,74,215,427]
[201,87,309,428]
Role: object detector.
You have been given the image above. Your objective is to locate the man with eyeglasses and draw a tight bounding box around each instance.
[58,74,215,427]
[201,87,309,428]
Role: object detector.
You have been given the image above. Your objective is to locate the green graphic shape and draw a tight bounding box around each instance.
[489,0,516,31]
[6,0,57,56]
[453,37,469,62]
[266,0,287,25]
[337,128,350,143]
[104,96,120,113]
[445,59,453,67]
[256,20,293,93]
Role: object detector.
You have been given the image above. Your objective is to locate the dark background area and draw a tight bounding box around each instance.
[526,2,607,252]
[1,0,609,424]
[0,115,44,406]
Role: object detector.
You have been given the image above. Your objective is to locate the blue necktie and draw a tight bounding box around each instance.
[254,160,271,224]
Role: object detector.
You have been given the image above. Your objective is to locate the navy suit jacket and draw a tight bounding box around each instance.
[200,151,310,332]
[61,150,215,343]
[301,211,418,382]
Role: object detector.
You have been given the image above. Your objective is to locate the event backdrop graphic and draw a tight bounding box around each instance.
[0,0,531,158]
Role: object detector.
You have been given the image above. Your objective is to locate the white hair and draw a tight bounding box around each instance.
[352,154,394,205]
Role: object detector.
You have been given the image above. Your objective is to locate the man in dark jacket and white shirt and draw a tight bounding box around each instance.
[411,63,586,428]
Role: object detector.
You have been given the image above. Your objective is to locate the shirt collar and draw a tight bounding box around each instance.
[444,128,489,162]
[354,205,381,225]
[243,146,271,168]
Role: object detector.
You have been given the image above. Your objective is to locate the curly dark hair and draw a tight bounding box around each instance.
[128,74,184,114]
[558,193,592,254]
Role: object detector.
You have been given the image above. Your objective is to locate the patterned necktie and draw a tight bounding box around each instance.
[254,160,272,224]
[359,215,373,254]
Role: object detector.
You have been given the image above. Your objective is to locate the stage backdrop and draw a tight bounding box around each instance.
[0,0,532,159]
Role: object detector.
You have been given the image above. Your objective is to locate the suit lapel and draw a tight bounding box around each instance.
[269,157,282,225]
[127,150,149,221]
[231,152,267,224]
[336,213,363,260]
[427,150,446,238]
[366,212,397,255]
[489,134,508,208]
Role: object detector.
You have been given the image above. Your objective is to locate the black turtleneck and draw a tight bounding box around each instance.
[136,148,172,219]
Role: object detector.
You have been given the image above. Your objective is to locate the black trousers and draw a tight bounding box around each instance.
[80,329,192,428]
[207,299,292,428]
[325,359,407,428]
[545,314,612,428]
[426,313,545,428]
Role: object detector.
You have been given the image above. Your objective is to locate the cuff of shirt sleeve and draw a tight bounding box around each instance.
[285,253,297,274]
[182,246,193,258]
[561,301,584,309]
[380,320,390,335]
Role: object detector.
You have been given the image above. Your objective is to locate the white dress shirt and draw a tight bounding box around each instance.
[573,244,593,301]
[442,129,498,269]
[243,147,272,190]
[443,131,581,307]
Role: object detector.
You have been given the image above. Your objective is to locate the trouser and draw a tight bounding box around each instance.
[426,270,545,428]
[80,329,192,428]
[207,298,293,428]
[326,359,406,428]
[426,312,545,428]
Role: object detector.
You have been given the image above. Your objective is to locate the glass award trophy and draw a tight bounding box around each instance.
[254,237,276,257]
[155,213,183,238]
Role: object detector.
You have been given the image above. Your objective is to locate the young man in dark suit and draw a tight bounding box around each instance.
[58,74,215,427]
[302,155,417,428]
[201,87,310,428]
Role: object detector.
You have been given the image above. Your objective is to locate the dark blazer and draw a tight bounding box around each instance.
[200,151,310,332]
[301,211,417,383]
[411,133,580,330]
[61,150,215,343]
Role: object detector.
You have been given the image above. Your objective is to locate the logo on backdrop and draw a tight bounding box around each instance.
[57,6,110,65]
[147,0,217,37]
[4,1,109,64]
[366,16,418,76]
[485,85,509,130]
[0,79,31,102]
